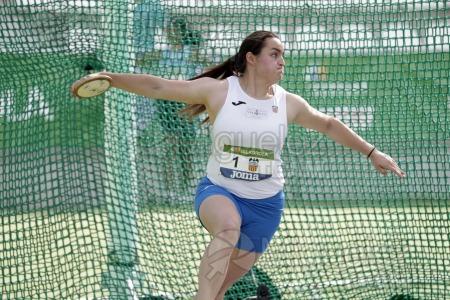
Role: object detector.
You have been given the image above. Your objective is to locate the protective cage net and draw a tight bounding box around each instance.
[0,0,449,299]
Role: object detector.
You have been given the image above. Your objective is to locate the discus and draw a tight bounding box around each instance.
[73,74,112,98]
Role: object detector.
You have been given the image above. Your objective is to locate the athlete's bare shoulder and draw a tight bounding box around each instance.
[192,77,229,120]
[190,76,228,101]
[285,92,310,123]
[193,77,228,94]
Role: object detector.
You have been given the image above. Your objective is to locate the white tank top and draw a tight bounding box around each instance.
[206,76,288,199]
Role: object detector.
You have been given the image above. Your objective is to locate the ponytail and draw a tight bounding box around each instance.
[180,55,237,124]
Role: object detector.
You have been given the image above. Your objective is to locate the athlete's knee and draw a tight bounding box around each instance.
[211,228,240,250]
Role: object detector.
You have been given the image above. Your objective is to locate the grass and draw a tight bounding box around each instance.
[1,202,449,299]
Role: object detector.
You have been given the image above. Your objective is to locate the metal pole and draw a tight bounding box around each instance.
[100,1,140,298]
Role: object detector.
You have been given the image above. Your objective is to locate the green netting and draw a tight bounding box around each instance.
[1,0,449,299]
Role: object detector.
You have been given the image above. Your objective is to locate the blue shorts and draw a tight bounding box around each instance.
[194,177,285,253]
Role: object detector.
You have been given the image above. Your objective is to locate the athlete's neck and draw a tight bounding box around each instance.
[238,76,274,100]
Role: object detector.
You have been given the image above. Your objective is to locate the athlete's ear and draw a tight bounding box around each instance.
[246,52,256,66]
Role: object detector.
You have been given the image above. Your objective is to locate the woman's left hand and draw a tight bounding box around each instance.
[369,149,406,178]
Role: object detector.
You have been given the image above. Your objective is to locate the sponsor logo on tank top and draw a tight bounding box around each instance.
[245,108,268,119]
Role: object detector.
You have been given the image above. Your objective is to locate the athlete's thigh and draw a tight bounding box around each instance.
[199,195,242,236]
[195,177,243,235]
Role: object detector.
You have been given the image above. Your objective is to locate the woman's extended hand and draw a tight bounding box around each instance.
[369,149,406,178]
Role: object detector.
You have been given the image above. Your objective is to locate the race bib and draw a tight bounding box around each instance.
[219,145,274,181]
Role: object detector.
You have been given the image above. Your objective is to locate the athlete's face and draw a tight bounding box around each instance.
[253,37,285,83]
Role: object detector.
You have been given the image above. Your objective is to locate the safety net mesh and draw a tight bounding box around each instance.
[0,0,449,299]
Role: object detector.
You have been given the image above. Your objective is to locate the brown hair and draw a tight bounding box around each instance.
[181,30,279,124]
